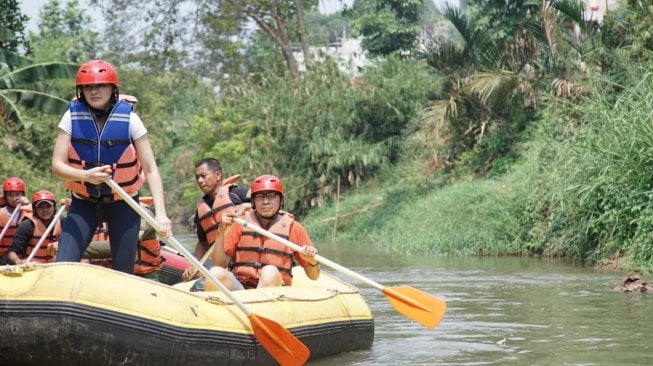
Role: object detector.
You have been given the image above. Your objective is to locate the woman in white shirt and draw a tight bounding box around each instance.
[51,59,171,274]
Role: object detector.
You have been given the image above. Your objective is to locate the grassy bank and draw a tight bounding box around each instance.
[304,160,528,257]
[305,70,653,272]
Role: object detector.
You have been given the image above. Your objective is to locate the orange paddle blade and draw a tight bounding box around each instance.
[249,313,310,366]
[382,286,446,329]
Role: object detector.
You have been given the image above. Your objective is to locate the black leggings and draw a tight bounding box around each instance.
[56,195,140,273]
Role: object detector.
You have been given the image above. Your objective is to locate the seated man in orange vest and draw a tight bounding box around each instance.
[5,191,61,264]
[200,175,319,291]
[181,158,249,281]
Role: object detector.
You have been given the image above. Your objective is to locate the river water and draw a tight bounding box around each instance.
[173,234,653,365]
[307,240,653,366]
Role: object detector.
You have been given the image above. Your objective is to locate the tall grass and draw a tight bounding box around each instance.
[530,72,653,268]
[306,67,653,270]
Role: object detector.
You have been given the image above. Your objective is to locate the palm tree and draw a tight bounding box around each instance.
[418,5,502,168]
[418,0,600,171]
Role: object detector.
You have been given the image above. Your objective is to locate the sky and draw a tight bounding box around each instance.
[20,0,354,32]
[19,0,464,35]
[19,0,49,31]
[19,0,104,32]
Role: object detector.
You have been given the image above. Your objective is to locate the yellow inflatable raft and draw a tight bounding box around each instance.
[0,262,374,365]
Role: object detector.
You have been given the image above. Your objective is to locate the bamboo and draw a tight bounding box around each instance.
[332,175,340,241]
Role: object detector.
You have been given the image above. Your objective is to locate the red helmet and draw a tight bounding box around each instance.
[76,60,119,87]
[250,175,284,197]
[3,177,26,193]
[32,190,56,208]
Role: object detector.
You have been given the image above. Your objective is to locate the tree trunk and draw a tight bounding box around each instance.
[272,0,300,78]
[238,0,300,78]
[294,0,312,66]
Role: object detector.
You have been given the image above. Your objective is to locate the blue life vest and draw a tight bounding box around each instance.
[66,100,143,198]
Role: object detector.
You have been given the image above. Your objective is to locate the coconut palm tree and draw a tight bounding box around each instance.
[418,0,601,171]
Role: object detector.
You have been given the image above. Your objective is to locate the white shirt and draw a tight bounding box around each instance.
[57,109,147,140]
[1,207,20,225]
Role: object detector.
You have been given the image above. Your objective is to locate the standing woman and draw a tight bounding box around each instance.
[51,60,172,274]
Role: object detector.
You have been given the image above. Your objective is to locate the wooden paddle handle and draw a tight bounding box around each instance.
[188,226,230,278]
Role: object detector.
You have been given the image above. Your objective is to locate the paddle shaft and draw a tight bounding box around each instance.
[105,180,255,316]
[0,205,21,243]
[234,217,384,291]
[188,225,231,278]
[26,205,67,263]
[190,244,214,278]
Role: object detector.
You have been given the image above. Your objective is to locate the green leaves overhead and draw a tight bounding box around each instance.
[0,62,77,88]
[0,0,29,52]
[0,61,77,128]
[0,48,31,68]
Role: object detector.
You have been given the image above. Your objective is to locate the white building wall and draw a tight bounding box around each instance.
[293,38,373,76]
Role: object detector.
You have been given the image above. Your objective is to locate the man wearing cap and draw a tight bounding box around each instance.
[5,191,62,264]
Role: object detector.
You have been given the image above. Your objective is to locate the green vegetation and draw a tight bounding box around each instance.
[3,0,653,271]
[191,57,437,215]
[307,57,653,270]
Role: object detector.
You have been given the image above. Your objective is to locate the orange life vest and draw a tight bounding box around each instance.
[25,216,61,263]
[134,237,162,275]
[196,180,240,245]
[0,206,31,257]
[230,211,295,289]
[91,222,109,242]
[133,197,162,275]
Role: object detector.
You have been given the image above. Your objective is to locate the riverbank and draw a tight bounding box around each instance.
[304,89,653,273]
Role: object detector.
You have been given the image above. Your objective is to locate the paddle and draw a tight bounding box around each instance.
[234,217,447,329]
[0,204,22,243]
[26,204,67,263]
[105,179,310,366]
[187,226,230,279]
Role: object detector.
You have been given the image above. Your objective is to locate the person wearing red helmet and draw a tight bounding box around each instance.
[51,59,172,274]
[4,191,61,264]
[199,175,319,291]
[0,177,30,257]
